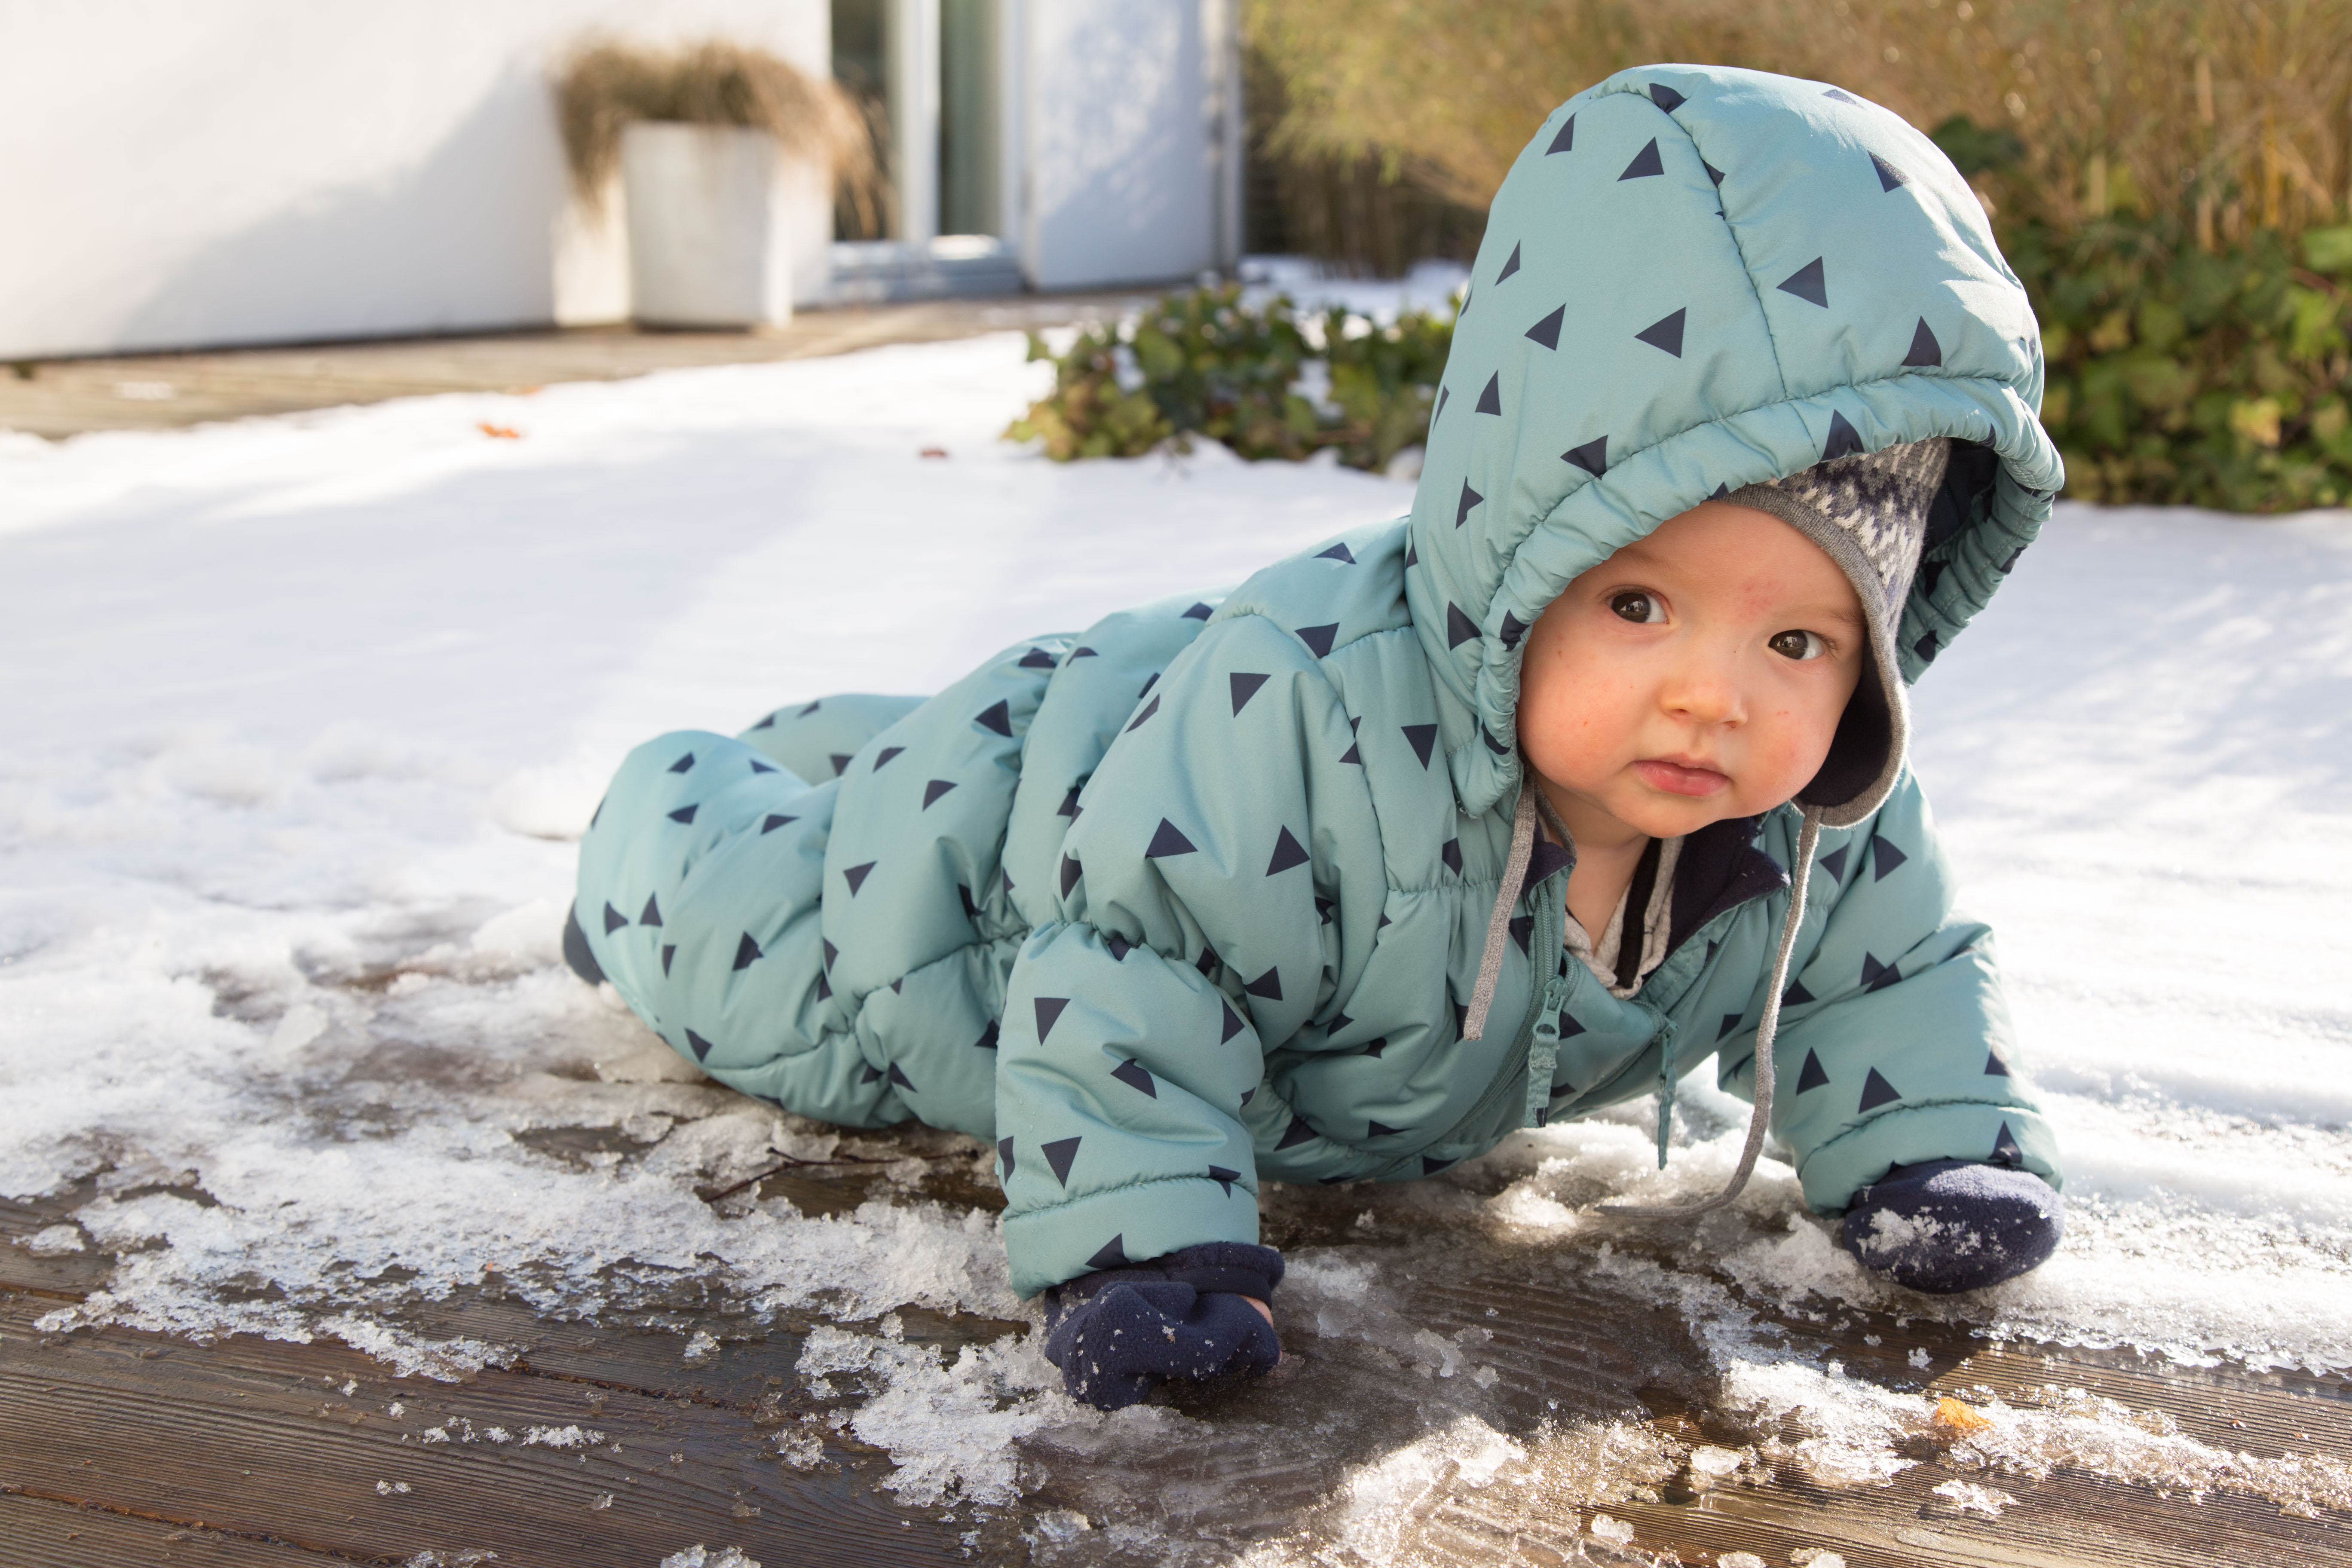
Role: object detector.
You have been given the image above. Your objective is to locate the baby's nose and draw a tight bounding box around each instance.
[1661,663,1743,725]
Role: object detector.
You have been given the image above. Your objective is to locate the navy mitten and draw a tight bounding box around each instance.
[1841,1158,2063,1293]
[1041,1242,1284,1411]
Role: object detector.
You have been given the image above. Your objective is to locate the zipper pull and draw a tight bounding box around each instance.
[1524,973,1571,1127]
[1652,1016,1681,1170]
[1532,975,1569,1041]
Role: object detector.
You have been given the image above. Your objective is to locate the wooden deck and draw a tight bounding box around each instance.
[0,293,1153,441]
[7,1144,2351,1568]
[9,280,2346,1568]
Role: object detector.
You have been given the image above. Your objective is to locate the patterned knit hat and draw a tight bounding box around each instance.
[1725,438,1951,827]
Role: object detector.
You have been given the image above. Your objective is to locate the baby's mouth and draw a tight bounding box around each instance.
[1633,757,1730,797]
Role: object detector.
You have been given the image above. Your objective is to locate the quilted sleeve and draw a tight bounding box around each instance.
[995,612,1378,1298]
[1715,773,2062,1214]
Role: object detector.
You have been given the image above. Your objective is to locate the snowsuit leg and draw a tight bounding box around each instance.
[571,693,925,1128]
[736,693,928,785]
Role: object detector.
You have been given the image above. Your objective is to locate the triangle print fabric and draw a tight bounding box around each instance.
[569,67,2066,1305]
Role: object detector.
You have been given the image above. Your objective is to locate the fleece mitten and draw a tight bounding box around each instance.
[1041,1242,1283,1411]
[1841,1158,2063,1293]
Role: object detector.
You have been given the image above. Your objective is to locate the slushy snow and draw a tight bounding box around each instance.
[3,320,2348,1536]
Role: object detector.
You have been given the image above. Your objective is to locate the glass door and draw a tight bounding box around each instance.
[937,0,1000,238]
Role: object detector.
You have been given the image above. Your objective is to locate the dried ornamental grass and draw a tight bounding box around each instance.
[1247,0,2352,245]
[552,39,881,230]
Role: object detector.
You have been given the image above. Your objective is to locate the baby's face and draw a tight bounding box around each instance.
[1518,501,1867,842]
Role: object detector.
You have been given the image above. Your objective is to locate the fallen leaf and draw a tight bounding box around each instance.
[1933,1396,1994,1434]
[479,423,521,440]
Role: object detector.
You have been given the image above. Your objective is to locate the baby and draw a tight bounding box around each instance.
[567,64,2065,1410]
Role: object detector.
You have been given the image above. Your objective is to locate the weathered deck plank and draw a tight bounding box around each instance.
[1609,1465,2352,1568]
[0,1490,348,1567]
[0,1292,991,1567]
[0,294,1155,440]
[11,1165,2352,1567]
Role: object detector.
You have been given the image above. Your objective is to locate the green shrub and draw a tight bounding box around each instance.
[1004,284,1453,473]
[2023,218,2352,509]
[1011,237,2352,514]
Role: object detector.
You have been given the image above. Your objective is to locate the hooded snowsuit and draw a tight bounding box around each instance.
[573,64,2064,1299]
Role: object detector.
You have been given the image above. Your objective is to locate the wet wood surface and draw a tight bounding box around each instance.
[3,1489,340,1568]
[8,1154,2352,1568]
[0,291,1154,439]
[0,1287,1010,1568]
[0,1170,1020,1567]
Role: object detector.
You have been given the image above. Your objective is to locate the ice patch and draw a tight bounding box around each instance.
[1030,1509,1091,1544]
[793,1320,1068,1507]
[1323,1415,1522,1563]
[19,1222,84,1254]
[1931,1477,2016,1517]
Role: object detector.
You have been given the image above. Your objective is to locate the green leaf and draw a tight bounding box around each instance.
[1929,115,2026,177]
[2301,225,2352,275]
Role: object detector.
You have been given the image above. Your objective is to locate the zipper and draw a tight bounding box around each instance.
[1430,879,1562,1147]
[1391,867,1563,1171]
[1522,967,1571,1128]
[1650,1015,1681,1169]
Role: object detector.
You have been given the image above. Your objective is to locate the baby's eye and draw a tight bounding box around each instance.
[1609,591,1665,625]
[1768,629,1828,661]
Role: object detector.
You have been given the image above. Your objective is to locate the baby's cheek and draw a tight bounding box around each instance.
[1745,703,1841,803]
[1520,706,1602,790]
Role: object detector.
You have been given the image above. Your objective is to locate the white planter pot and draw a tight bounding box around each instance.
[619,122,831,328]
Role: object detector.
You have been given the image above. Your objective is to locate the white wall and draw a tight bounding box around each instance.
[1019,0,1240,291]
[0,1,828,359]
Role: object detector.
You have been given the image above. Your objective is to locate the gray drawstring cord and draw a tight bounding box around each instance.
[1461,780,1540,1043]
[1599,805,1824,1220]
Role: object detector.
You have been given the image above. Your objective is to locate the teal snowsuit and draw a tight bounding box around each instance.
[573,65,2064,1299]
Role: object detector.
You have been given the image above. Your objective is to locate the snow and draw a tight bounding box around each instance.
[1236,254,1470,325]
[520,1423,604,1449]
[1320,1414,1523,1560]
[795,1318,1066,1507]
[3,325,2349,1546]
[658,1548,760,1568]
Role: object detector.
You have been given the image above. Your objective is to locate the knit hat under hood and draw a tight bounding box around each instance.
[1398,64,2064,826]
[1731,435,1952,827]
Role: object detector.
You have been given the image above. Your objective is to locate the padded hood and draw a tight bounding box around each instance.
[1402,64,2063,819]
